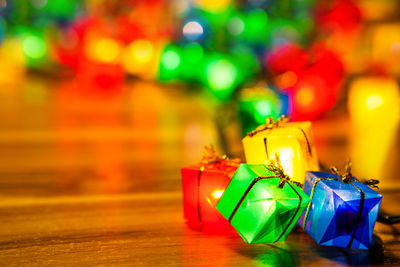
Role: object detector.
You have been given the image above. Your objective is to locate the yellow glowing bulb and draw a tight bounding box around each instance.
[365,95,383,110]
[129,39,154,63]
[87,38,120,63]
[212,190,224,198]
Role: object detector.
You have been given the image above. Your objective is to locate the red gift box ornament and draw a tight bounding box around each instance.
[181,146,240,230]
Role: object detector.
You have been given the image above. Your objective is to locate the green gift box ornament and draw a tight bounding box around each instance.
[216,155,310,244]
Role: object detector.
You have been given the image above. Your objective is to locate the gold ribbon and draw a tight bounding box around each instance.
[200,145,240,167]
[247,115,290,137]
[266,153,303,189]
[329,160,380,189]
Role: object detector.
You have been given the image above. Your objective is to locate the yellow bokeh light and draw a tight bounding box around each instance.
[129,39,154,63]
[348,77,399,125]
[348,76,400,186]
[86,37,121,63]
[193,0,232,12]
[212,190,224,198]
[365,95,383,110]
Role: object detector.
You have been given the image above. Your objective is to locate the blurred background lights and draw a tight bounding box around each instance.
[276,71,298,89]
[349,77,400,124]
[295,87,315,107]
[183,42,203,63]
[161,49,181,70]
[227,16,245,36]
[205,58,237,92]
[193,0,232,12]
[129,39,154,63]
[87,38,121,63]
[183,21,204,41]
[30,0,48,9]
[254,100,273,122]
[22,35,46,59]
[365,94,383,110]
[348,76,400,183]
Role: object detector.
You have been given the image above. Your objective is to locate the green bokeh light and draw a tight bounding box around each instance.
[162,50,181,70]
[227,15,245,36]
[238,87,282,136]
[22,34,46,59]
[255,100,273,123]
[159,45,182,81]
[244,8,268,43]
[206,59,236,90]
[180,42,204,82]
[182,42,204,63]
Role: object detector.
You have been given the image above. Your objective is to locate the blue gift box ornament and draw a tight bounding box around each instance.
[298,162,382,250]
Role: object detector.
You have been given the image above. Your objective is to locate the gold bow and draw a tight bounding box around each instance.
[248,115,290,137]
[330,159,379,189]
[266,153,302,188]
[330,160,353,184]
[200,145,239,166]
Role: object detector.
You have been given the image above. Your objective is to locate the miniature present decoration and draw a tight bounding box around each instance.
[242,116,319,183]
[216,156,310,244]
[298,163,382,250]
[181,146,240,228]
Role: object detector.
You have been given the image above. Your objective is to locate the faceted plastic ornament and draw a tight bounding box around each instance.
[181,147,240,230]
[216,164,310,243]
[242,116,319,183]
[298,171,382,250]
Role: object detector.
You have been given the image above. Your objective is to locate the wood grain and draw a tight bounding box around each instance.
[0,77,399,266]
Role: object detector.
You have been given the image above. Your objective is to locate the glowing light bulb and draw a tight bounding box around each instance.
[212,190,224,198]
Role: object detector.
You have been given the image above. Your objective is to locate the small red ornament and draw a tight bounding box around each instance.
[181,146,240,230]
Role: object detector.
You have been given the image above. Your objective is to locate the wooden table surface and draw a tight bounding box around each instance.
[0,77,399,266]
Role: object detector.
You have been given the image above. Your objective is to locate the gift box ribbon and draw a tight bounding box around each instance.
[228,156,303,242]
[247,116,313,160]
[302,161,379,248]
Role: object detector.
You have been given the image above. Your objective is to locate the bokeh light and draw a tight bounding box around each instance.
[22,34,46,60]
[183,20,204,41]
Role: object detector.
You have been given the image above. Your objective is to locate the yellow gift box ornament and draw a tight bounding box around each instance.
[242,116,319,183]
